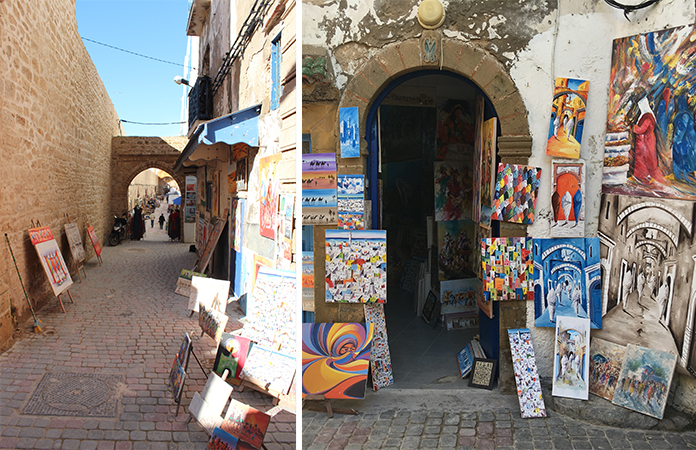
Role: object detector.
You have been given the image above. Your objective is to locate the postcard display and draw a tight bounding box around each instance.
[28,226,74,313]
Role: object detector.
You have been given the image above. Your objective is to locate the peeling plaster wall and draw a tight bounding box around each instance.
[304,0,696,412]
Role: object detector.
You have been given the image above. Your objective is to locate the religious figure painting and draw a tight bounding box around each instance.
[595,193,696,379]
[552,316,590,400]
[612,344,677,419]
[546,77,589,159]
[434,161,469,222]
[602,25,696,200]
[551,160,585,237]
[490,163,542,224]
[589,338,626,401]
[532,238,602,329]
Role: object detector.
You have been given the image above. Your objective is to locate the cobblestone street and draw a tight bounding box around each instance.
[302,389,696,449]
[0,226,296,450]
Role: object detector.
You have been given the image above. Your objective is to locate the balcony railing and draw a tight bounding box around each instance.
[188,75,212,130]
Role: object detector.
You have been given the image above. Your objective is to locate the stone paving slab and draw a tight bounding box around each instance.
[0,230,296,450]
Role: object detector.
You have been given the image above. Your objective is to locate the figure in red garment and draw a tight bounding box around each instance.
[632,97,663,184]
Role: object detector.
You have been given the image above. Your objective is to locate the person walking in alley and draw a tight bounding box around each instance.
[159,214,165,230]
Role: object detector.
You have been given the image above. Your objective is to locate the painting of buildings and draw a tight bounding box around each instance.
[481,237,534,301]
[546,77,589,159]
[532,238,602,328]
[337,174,365,229]
[596,193,696,379]
[552,316,590,400]
[551,160,585,237]
[589,338,626,401]
[340,107,360,158]
[602,25,696,200]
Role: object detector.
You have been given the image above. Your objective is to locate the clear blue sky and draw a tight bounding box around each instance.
[75,0,193,137]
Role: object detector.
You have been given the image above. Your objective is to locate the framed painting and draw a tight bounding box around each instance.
[469,358,497,390]
[199,304,229,344]
[490,163,542,224]
[421,290,439,326]
[551,160,585,237]
[302,323,374,399]
[325,230,386,303]
[64,223,85,264]
[546,77,589,159]
[480,117,497,207]
[457,344,474,378]
[552,316,590,400]
[213,334,252,382]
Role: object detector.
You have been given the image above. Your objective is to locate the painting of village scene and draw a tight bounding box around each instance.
[612,344,677,419]
[602,25,696,200]
[546,77,589,159]
[552,316,590,400]
[550,160,585,237]
[589,337,626,401]
[481,237,534,301]
[532,238,602,328]
[596,193,696,379]
[337,174,365,230]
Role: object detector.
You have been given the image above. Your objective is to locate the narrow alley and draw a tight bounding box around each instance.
[0,226,295,450]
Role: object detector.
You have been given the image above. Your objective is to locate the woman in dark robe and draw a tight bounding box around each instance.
[132,206,144,240]
[168,207,181,240]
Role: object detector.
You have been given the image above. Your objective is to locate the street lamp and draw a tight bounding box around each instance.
[173,76,189,86]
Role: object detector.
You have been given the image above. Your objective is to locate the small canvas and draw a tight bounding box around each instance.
[456,344,474,378]
[240,346,295,395]
[340,106,360,158]
[199,304,229,344]
[363,303,394,391]
[469,358,497,390]
[208,427,239,450]
[552,316,590,400]
[337,174,365,230]
[440,278,480,315]
[551,160,586,237]
[213,334,252,381]
[546,77,589,159]
[188,393,222,434]
[325,230,387,303]
[220,399,271,449]
[481,237,534,301]
[437,220,476,280]
[64,223,85,264]
[302,323,374,399]
[508,328,546,418]
[302,153,338,224]
[28,227,73,296]
[86,225,102,257]
[589,338,626,401]
[490,163,542,224]
[188,276,229,314]
[175,269,207,297]
[434,161,469,222]
[193,372,234,432]
[612,344,677,419]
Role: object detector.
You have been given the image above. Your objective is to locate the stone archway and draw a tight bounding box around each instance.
[337,35,532,161]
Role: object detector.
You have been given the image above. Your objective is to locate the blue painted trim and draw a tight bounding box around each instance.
[199,103,262,147]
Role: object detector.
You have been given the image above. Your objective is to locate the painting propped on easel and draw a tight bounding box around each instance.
[84,219,102,265]
[28,226,74,311]
[64,222,87,282]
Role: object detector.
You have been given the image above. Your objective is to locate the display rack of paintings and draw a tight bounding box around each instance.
[185,175,197,223]
[239,345,295,397]
[532,238,601,328]
[481,237,533,301]
[28,226,74,313]
[239,266,295,352]
[437,220,475,281]
[508,328,546,418]
[84,219,102,265]
[213,334,252,385]
[434,161,470,222]
[551,160,586,237]
[490,164,542,224]
[175,269,207,297]
[325,230,387,303]
[302,323,374,399]
[302,153,338,225]
[187,372,234,434]
[363,303,394,390]
[188,276,229,314]
[259,154,282,240]
[611,344,677,419]
[546,77,589,159]
[220,399,271,449]
[199,304,229,344]
[340,106,360,158]
[337,174,365,230]
[603,25,696,200]
[63,222,86,282]
[589,337,626,401]
[552,316,590,400]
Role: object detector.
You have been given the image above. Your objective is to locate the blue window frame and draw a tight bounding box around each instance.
[271,33,281,111]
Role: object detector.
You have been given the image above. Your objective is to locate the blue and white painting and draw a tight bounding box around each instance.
[340,107,360,158]
[533,238,602,329]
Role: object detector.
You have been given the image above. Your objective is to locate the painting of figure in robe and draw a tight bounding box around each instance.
[546,78,589,159]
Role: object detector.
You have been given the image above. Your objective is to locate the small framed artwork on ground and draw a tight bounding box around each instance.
[421,290,440,327]
[469,358,497,390]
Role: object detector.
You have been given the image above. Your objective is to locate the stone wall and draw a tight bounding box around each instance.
[0,0,121,342]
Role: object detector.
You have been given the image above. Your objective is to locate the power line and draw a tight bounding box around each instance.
[81,36,197,70]
[120,119,185,126]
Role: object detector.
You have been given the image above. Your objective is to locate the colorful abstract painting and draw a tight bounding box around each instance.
[612,344,677,419]
[480,117,497,207]
[340,107,360,158]
[532,238,602,329]
[434,162,469,222]
[64,223,85,264]
[440,278,480,315]
[220,399,271,449]
[546,77,589,159]
[552,316,590,400]
[437,220,476,281]
[302,153,337,224]
[325,230,387,303]
[337,174,365,230]
[28,226,73,296]
[363,303,394,391]
[213,335,252,382]
[199,304,229,344]
[551,160,586,237]
[603,25,696,200]
[169,333,191,401]
[259,153,282,240]
[302,323,374,399]
[302,251,314,302]
[481,237,533,301]
[508,328,546,418]
[490,163,542,224]
[589,338,626,401]
[240,345,295,395]
[208,427,239,450]
[188,276,229,314]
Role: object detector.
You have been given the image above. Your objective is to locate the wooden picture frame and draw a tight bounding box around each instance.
[421,290,440,328]
[468,358,497,390]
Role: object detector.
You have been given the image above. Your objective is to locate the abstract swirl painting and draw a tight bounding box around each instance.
[302,323,374,399]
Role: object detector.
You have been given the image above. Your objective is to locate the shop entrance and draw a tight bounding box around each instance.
[365,71,499,389]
